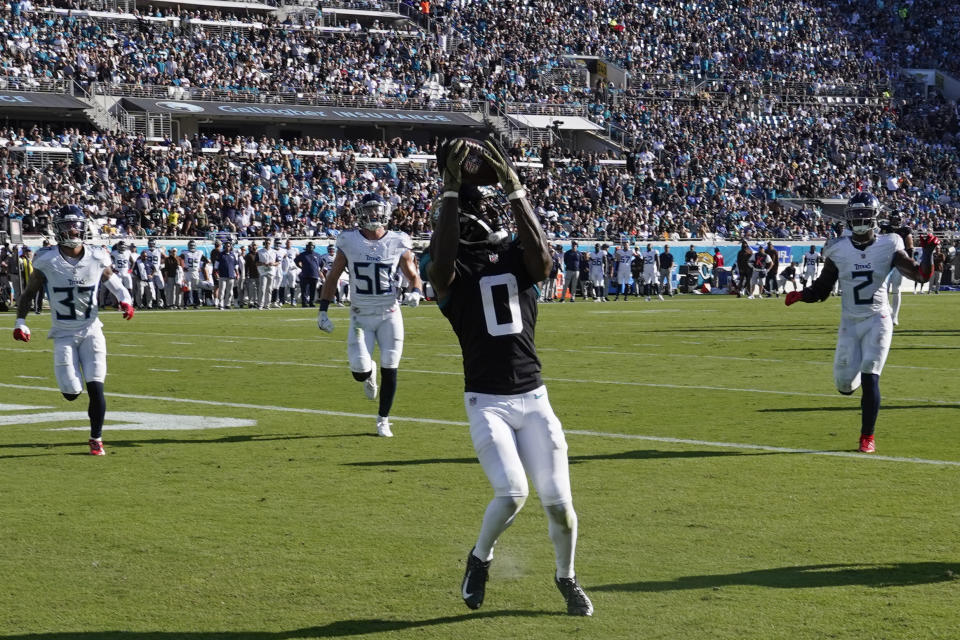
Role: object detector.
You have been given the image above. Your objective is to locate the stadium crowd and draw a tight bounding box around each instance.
[0,0,959,243]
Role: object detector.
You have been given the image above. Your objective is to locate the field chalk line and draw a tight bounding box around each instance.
[1,382,958,468]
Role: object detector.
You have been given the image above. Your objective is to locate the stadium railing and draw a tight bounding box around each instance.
[92,83,485,113]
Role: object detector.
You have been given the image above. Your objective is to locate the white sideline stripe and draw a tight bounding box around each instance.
[0,381,957,467]
[565,430,960,467]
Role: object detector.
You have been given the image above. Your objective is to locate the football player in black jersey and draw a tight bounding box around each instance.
[425,138,593,617]
[879,211,914,325]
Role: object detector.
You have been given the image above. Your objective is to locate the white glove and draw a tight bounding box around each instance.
[317,310,334,333]
[402,289,422,308]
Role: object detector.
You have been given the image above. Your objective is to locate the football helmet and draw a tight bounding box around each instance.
[453,185,510,248]
[358,193,390,231]
[148,238,158,250]
[53,204,86,248]
[187,240,197,250]
[888,211,902,228]
[845,192,881,235]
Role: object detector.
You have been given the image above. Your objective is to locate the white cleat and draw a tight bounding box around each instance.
[657,294,664,301]
[363,374,378,400]
[377,417,393,437]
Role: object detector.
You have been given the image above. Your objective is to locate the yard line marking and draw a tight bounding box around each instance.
[148,368,180,373]
[169,342,193,345]
[212,365,243,369]
[16,375,46,380]
[0,382,956,467]
[4,348,960,402]
[0,403,52,411]
[564,430,960,467]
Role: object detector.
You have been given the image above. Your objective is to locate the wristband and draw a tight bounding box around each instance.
[318,299,330,312]
[410,287,421,295]
[443,190,460,199]
[507,189,527,201]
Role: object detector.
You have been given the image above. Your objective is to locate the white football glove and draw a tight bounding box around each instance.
[402,289,422,308]
[317,310,334,333]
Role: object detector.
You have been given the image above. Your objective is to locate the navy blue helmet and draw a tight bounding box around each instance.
[845,192,881,234]
[53,204,86,248]
[358,193,390,230]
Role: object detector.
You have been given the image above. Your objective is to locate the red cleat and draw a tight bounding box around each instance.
[89,439,106,456]
[858,435,875,453]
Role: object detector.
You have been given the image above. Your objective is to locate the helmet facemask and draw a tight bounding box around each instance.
[358,196,391,231]
[54,214,86,248]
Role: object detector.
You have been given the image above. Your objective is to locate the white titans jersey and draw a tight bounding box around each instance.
[589,251,606,276]
[111,248,133,273]
[615,249,634,273]
[34,244,111,338]
[642,250,658,272]
[824,233,904,320]
[182,249,204,274]
[336,229,412,311]
[144,248,163,274]
[803,253,819,270]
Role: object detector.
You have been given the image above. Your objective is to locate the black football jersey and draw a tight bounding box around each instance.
[440,241,543,394]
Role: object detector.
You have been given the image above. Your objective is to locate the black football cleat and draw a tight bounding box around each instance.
[461,548,491,610]
[556,575,594,616]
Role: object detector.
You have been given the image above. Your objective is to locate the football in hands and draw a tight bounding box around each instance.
[455,137,499,186]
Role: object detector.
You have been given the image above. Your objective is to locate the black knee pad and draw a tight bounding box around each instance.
[352,370,372,382]
[62,392,81,401]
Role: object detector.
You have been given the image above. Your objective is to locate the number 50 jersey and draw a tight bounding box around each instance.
[823,233,904,320]
[336,228,413,312]
[439,241,543,395]
[33,244,111,338]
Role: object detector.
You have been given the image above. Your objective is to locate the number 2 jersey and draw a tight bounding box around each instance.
[823,233,904,320]
[335,228,413,311]
[33,244,111,338]
[438,241,542,395]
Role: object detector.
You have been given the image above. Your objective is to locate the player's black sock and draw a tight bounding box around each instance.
[860,373,880,436]
[87,381,106,440]
[378,367,398,418]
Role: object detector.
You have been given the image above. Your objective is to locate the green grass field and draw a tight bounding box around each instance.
[1,293,958,640]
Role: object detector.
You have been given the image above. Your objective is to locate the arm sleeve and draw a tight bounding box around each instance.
[801,268,837,303]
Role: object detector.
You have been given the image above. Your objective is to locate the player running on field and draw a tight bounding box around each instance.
[785,192,937,453]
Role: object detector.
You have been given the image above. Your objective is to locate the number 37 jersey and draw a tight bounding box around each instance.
[824,233,904,320]
[33,244,111,338]
[336,229,413,312]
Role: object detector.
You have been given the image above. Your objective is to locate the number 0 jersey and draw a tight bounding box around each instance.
[33,244,111,338]
[438,241,542,395]
[823,233,904,320]
[336,228,413,311]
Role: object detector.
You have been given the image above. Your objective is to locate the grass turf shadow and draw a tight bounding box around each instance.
[592,562,960,592]
[0,609,563,639]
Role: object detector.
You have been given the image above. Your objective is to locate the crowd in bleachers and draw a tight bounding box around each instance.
[1,0,960,242]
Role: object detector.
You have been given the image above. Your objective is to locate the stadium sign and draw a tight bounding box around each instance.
[0,92,87,109]
[121,98,484,127]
